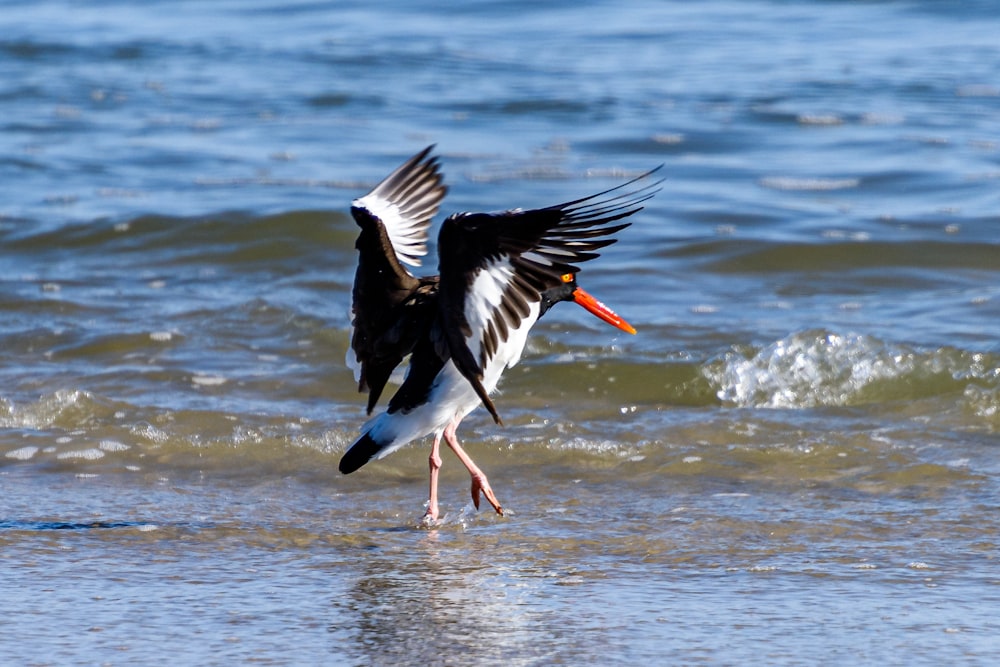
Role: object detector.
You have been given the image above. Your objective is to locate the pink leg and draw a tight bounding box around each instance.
[442,417,504,516]
[423,431,444,524]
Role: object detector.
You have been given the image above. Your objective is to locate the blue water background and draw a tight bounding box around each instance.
[1,1,999,664]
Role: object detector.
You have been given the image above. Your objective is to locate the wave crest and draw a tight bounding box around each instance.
[705,330,997,409]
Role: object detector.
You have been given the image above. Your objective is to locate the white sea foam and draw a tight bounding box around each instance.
[99,439,130,452]
[0,390,91,429]
[709,333,998,413]
[706,331,920,408]
[964,385,999,420]
[57,448,105,460]
[5,446,39,461]
[192,375,227,386]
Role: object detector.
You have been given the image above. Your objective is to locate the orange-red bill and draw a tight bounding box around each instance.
[572,287,637,335]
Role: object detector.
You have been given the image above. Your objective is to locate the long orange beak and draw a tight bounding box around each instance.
[572,287,637,335]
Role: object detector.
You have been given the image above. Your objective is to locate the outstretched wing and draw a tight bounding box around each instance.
[436,167,662,424]
[351,145,445,269]
[347,146,448,411]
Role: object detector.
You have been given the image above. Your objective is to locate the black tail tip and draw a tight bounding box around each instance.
[339,432,381,475]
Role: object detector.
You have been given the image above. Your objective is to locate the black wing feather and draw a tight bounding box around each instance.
[436,167,663,424]
[347,147,448,411]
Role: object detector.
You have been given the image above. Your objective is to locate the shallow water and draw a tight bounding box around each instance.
[2,1,999,664]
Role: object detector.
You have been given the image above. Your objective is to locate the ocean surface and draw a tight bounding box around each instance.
[2,1,999,664]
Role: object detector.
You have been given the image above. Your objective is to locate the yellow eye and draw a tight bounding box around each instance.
[560,273,573,283]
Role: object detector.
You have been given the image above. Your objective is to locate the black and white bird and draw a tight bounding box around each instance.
[340,146,660,523]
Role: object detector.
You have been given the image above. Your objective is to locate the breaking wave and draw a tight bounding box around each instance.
[703,329,999,411]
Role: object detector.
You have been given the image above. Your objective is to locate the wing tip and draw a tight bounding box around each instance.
[354,145,449,268]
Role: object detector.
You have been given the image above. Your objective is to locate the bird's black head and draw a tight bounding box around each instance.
[538,273,636,334]
[538,273,579,317]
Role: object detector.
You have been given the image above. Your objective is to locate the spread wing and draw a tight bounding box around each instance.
[347,146,448,412]
[351,145,444,269]
[436,167,662,424]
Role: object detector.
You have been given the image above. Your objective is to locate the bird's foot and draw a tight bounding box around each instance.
[420,501,440,528]
[471,473,504,517]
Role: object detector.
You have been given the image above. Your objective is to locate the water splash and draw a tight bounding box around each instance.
[705,330,998,409]
[0,389,97,429]
[964,384,1000,427]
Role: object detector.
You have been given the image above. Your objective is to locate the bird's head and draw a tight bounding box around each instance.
[539,273,636,335]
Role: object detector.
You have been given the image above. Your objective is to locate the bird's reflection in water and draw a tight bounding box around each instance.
[328,528,548,665]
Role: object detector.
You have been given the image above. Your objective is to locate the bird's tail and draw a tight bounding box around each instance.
[340,398,449,474]
[339,431,384,474]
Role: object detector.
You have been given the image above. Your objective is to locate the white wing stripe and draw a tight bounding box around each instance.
[464,259,516,357]
[520,251,554,266]
[460,257,544,374]
[353,195,427,267]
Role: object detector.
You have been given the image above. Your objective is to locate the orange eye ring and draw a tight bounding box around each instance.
[560,273,574,283]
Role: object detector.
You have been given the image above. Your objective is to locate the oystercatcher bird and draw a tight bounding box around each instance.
[340,146,660,522]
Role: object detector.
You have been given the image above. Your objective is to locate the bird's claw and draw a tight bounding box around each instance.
[471,474,504,517]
